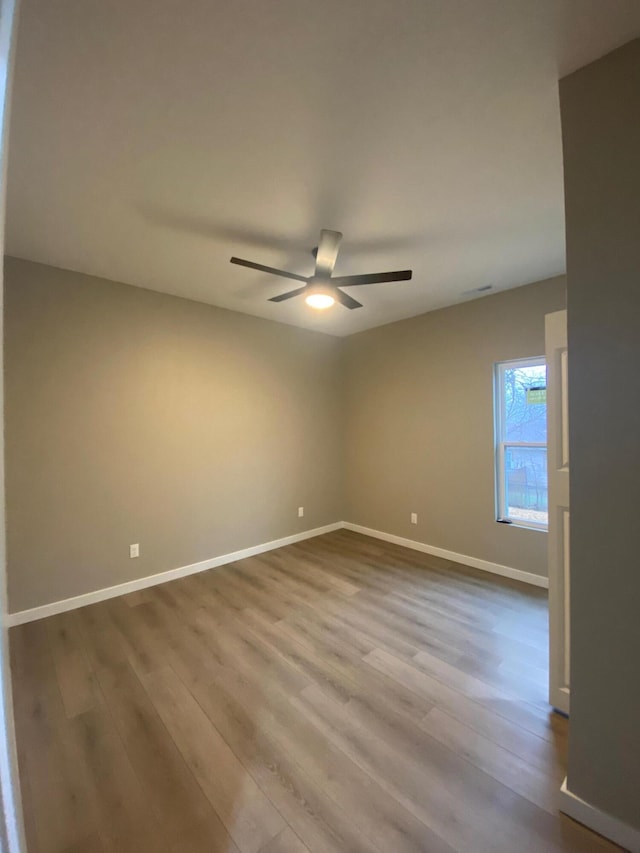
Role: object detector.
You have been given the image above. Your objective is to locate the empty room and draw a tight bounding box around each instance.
[0,2,638,852]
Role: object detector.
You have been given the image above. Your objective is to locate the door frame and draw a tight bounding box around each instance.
[546,309,570,715]
[0,0,26,849]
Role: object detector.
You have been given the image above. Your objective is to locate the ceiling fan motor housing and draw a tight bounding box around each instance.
[306,278,335,296]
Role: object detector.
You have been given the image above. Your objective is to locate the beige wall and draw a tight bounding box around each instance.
[5,256,567,615]
[343,276,566,578]
[4,258,344,612]
[561,39,640,831]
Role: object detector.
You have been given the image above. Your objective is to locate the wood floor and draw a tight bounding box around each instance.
[11,530,619,853]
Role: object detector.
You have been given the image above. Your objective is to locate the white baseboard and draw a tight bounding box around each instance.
[7,522,343,626]
[342,522,549,589]
[8,519,548,626]
[560,778,640,852]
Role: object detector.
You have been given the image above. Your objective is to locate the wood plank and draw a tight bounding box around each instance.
[240,606,432,722]
[191,675,377,853]
[170,813,241,853]
[67,706,169,853]
[98,662,224,845]
[364,646,562,746]
[10,622,99,853]
[11,530,620,853]
[106,599,172,676]
[294,684,566,853]
[121,589,155,608]
[196,661,454,853]
[141,665,286,853]
[411,648,561,739]
[259,827,310,853]
[46,611,103,718]
[420,706,559,813]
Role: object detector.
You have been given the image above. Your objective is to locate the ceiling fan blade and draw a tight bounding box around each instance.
[335,288,363,310]
[268,286,308,303]
[331,269,413,287]
[230,257,309,283]
[314,230,343,279]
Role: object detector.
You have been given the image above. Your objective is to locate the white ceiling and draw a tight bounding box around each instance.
[6,1,640,336]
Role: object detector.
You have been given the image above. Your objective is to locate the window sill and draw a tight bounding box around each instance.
[496,519,548,533]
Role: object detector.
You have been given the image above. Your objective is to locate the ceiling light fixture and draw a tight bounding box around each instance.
[304,284,336,310]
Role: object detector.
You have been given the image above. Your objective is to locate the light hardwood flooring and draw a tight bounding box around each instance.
[11,530,619,853]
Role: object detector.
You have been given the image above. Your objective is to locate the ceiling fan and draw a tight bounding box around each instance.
[230,229,412,310]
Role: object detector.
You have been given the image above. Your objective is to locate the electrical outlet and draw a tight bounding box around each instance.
[411,513,418,525]
[130,543,140,558]
[298,506,304,518]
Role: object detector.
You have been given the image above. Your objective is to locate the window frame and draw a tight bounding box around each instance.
[494,356,548,532]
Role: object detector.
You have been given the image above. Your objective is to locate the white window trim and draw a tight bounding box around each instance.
[494,356,548,532]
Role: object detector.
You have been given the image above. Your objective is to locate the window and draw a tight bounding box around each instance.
[494,357,548,530]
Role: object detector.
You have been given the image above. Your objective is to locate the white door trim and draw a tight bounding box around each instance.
[546,309,570,714]
[0,0,26,849]
[560,778,640,853]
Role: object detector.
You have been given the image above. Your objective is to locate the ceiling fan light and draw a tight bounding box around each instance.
[305,284,336,310]
[305,292,335,309]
